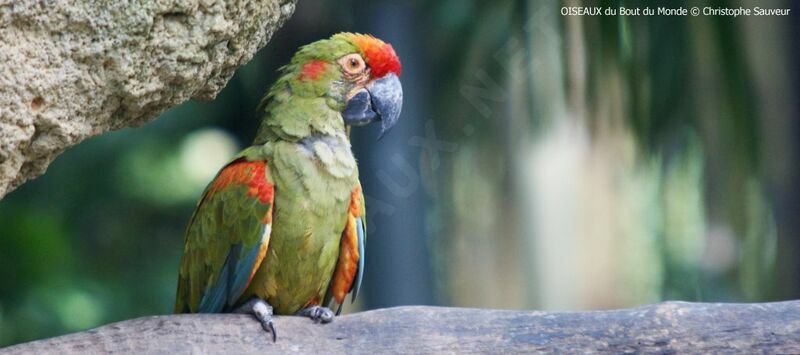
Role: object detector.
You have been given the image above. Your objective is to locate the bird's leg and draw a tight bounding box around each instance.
[234,298,277,342]
[296,305,335,324]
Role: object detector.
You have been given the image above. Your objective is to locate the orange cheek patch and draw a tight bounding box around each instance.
[297,60,328,81]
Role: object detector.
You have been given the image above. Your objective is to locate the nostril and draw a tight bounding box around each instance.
[30,96,44,113]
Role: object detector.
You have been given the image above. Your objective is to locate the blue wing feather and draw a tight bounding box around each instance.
[175,158,274,314]
[351,217,366,303]
[228,224,270,307]
[198,244,239,313]
[197,224,270,312]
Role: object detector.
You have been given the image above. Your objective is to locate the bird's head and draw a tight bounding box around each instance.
[259,33,403,140]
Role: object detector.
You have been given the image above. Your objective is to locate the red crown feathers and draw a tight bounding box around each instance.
[346,34,402,78]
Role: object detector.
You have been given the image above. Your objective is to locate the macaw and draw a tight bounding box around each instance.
[173,33,402,341]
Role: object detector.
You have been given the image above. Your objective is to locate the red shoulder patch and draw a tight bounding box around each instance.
[209,160,274,204]
[297,60,328,81]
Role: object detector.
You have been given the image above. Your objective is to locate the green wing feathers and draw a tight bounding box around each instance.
[174,158,275,313]
[324,184,366,314]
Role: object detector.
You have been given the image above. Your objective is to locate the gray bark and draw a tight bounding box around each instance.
[3,302,800,354]
[0,0,297,198]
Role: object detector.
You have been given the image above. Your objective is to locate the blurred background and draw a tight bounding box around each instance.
[1,0,799,346]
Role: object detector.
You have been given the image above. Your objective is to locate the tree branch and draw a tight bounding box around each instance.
[3,302,800,353]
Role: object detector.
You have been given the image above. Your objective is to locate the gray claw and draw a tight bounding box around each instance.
[297,306,335,324]
[234,298,277,342]
[262,319,277,343]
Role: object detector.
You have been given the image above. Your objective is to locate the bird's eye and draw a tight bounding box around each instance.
[339,54,365,75]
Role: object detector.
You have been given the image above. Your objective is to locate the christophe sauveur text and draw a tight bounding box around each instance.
[561,6,791,17]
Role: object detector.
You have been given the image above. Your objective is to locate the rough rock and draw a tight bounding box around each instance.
[0,0,297,198]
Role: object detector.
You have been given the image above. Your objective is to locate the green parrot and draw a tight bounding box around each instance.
[174,33,402,341]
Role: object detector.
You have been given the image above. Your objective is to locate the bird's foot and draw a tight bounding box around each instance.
[234,298,277,342]
[297,305,335,324]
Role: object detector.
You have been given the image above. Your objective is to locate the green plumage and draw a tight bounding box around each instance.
[245,141,355,314]
[175,34,367,315]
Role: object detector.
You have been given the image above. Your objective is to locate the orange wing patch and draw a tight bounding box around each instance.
[207,159,275,290]
[330,186,363,304]
[349,185,362,215]
[209,159,274,206]
[247,221,272,287]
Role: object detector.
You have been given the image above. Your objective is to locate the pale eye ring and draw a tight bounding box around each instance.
[339,54,365,74]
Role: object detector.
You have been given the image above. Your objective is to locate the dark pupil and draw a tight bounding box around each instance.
[350,59,358,67]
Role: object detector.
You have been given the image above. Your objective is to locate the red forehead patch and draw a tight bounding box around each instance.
[348,34,402,78]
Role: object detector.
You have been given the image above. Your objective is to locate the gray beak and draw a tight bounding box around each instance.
[342,73,403,138]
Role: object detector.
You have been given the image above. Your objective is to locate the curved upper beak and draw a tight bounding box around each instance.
[341,73,403,138]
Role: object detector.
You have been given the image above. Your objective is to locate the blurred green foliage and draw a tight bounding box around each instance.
[432,0,794,310]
